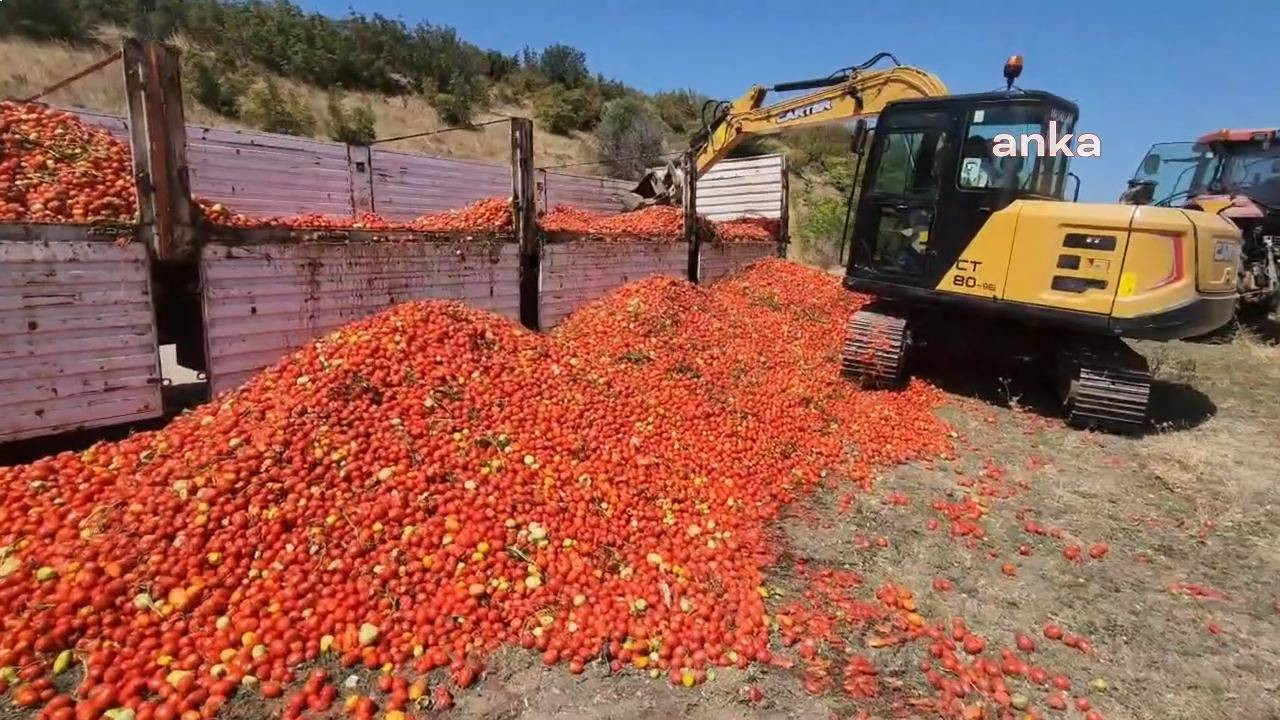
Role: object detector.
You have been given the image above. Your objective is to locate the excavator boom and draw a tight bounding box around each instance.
[634,54,948,204]
[694,65,947,173]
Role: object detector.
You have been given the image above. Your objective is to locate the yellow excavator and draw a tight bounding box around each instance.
[637,53,1240,432]
[634,53,948,201]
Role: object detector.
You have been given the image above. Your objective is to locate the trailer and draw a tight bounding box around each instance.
[0,41,787,447]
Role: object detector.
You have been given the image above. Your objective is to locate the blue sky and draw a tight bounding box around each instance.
[303,0,1278,202]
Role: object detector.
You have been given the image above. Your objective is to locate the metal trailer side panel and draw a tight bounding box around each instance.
[699,241,781,284]
[698,154,786,222]
[539,171,632,214]
[0,238,163,442]
[530,155,787,224]
[199,241,520,397]
[539,240,687,328]
[369,150,511,221]
[186,126,355,218]
[70,110,357,219]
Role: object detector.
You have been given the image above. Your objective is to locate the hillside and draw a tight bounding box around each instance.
[0,33,601,169]
[0,0,855,264]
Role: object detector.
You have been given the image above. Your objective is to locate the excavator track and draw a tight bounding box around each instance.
[1059,338,1151,433]
[842,305,910,388]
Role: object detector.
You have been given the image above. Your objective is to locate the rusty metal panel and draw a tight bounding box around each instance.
[200,241,520,396]
[700,241,779,284]
[698,154,786,221]
[186,126,355,218]
[0,238,163,442]
[370,150,510,221]
[539,241,687,328]
[539,170,632,214]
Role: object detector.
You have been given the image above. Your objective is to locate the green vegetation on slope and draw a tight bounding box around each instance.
[0,0,863,259]
[0,0,692,138]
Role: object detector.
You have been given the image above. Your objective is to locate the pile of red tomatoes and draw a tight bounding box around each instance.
[0,257,951,718]
[0,102,137,224]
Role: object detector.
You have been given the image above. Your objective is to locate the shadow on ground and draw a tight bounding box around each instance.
[907,351,1216,435]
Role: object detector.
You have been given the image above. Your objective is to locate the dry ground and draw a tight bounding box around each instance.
[413,328,1280,720]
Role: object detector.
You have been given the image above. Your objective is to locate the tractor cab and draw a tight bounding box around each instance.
[1195,129,1280,211]
[1124,130,1280,211]
[845,89,1080,291]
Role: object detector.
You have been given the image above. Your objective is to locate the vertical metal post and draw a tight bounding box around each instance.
[348,145,374,215]
[122,39,193,260]
[536,168,549,215]
[511,118,539,330]
[838,155,862,265]
[153,41,192,254]
[121,40,156,247]
[778,154,790,259]
[840,120,870,266]
[683,151,700,283]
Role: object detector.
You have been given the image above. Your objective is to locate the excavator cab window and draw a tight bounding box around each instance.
[956,103,1073,197]
[872,131,949,195]
[848,91,1081,292]
[867,129,948,274]
[853,109,952,280]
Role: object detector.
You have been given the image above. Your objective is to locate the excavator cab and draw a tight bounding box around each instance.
[846,91,1080,290]
[841,88,1241,433]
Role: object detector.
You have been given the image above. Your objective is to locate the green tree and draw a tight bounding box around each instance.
[238,77,316,136]
[0,0,88,41]
[534,86,601,135]
[652,89,706,134]
[538,43,588,88]
[431,72,484,126]
[326,91,376,145]
[594,97,667,180]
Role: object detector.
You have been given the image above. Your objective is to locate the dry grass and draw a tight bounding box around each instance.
[0,33,600,169]
[882,332,1280,719]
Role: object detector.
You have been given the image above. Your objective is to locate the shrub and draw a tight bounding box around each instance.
[653,89,706,134]
[502,67,546,97]
[345,105,377,144]
[238,78,316,136]
[594,97,667,180]
[431,72,484,126]
[534,86,601,136]
[326,92,376,145]
[185,53,249,118]
[781,127,855,175]
[795,184,861,267]
[537,43,588,88]
[0,0,88,41]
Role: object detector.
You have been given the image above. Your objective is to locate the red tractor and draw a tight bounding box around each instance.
[1123,128,1280,317]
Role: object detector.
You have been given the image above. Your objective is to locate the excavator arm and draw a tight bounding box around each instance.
[694,62,948,174]
[633,54,948,204]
